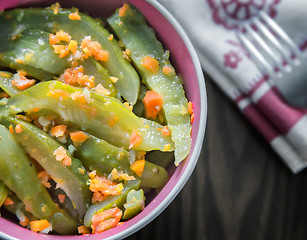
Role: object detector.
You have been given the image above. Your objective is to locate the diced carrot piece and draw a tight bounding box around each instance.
[19,216,30,227]
[56,30,71,42]
[129,131,142,149]
[162,66,174,76]
[70,131,89,147]
[188,101,193,115]
[15,124,23,133]
[161,126,171,137]
[58,194,66,203]
[191,113,195,124]
[69,12,81,20]
[47,89,70,100]
[142,90,163,120]
[50,125,67,137]
[33,107,40,112]
[59,48,70,58]
[108,114,119,127]
[108,34,114,41]
[68,40,78,53]
[130,160,145,177]
[78,225,91,235]
[141,56,159,74]
[91,191,106,203]
[4,197,14,206]
[49,34,60,45]
[29,219,50,232]
[123,102,133,111]
[91,207,122,233]
[119,3,130,17]
[14,59,24,64]
[11,78,36,90]
[9,125,14,134]
[62,156,72,166]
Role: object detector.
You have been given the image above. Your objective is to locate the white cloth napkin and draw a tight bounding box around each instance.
[157,0,307,173]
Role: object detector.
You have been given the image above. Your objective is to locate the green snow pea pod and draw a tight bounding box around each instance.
[0,71,19,96]
[122,189,145,220]
[108,4,192,165]
[84,179,140,227]
[0,7,139,104]
[3,192,37,223]
[141,161,168,189]
[0,124,78,234]
[0,81,174,152]
[0,29,117,96]
[73,132,131,175]
[0,181,8,207]
[0,116,91,220]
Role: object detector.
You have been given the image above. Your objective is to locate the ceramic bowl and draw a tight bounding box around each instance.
[0,0,207,239]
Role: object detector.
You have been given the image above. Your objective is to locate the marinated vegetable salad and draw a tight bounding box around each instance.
[0,3,193,235]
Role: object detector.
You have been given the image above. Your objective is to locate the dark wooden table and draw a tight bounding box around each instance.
[127,73,307,240]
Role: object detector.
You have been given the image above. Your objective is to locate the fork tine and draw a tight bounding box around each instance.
[252,17,293,66]
[236,30,276,78]
[259,11,304,62]
[245,22,284,72]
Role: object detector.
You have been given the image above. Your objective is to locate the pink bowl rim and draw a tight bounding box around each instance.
[0,0,207,239]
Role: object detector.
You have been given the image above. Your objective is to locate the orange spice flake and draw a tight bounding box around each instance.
[60,66,95,89]
[69,11,81,20]
[80,37,109,61]
[9,125,14,134]
[129,131,142,149]
[53,146,72,166]
[29,219,51,232]
[141,56,159,74]
[91,207,122,233]
[50,125,67,137]
[70,131,89,147]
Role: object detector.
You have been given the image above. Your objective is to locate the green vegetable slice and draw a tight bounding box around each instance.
[0,81,174,152]
[0,29,117,96]
[0,116,91,220]
[0,71,20,96]
[84,179,140,227]
[141,161,168,189]
[0,124,78,234]
[0,7,140,104]
[0,181,8,207]
[108,4,192,165]
[73,132,131,175]
[122,189,145,220]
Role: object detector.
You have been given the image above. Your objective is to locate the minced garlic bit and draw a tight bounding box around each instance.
[122,49,131,61]
[93,84,111,96]
[110,76,118,83]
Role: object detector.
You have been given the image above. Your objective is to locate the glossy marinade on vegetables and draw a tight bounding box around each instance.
[0,2,193,235]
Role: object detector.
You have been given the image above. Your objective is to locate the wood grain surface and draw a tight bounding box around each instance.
[127,74,307,240]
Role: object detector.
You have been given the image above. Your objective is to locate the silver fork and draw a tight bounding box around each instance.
[236,11,307,107]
